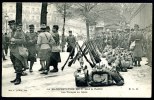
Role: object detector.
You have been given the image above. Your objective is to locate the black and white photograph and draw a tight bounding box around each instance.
[1,2,152,97]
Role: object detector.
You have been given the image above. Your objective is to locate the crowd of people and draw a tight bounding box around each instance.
[2,20,77,85]
[94,24,152,67]
[2,19,152,85]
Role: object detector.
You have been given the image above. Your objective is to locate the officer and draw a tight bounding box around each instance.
[66,30,76,59]
[25,24,37,72]
[8,21,27,85]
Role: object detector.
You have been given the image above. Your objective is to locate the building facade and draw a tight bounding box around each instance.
[2,2,86,37]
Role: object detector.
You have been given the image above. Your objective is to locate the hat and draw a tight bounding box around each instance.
[69,30,72,33]
[46,26,50,30]
[16,23,22,27]
[29,24,34,28]
[53,25,59,30]
[8,20,15,25]
[40,24,46,29]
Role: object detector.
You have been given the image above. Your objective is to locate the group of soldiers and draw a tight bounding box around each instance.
[2,20,76,85]
[94,24,152,67]
[2,19,152,85]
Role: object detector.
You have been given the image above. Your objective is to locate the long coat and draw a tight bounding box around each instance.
[10,30,28,72]
[129,30,143,58]
[49,32,61,65]
[25,32,37,61]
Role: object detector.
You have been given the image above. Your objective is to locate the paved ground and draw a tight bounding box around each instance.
[1,41,152,97]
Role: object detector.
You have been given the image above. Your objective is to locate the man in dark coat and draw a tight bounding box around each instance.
[25,24,37,72]
[8,20,28,85]
[129,24,144,66]
[2,33,7,60]
[66,30,76,59]
[145,26,152,67]
[3,33,10,56]
[49,25,61,73]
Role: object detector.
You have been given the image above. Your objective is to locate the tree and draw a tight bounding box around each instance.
[40,2,48,25]
[16,2,22,25]
[73,3,98,40]
[55,3,73,52]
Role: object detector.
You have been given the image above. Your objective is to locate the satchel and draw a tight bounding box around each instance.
[129,41,135,50]
[18,45,28,58]
[52,45,61,52]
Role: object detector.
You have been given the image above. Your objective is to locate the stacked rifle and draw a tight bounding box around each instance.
[61,39,103,71]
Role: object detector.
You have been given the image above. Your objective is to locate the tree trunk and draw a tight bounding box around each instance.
[61,4,66,52]
[40,2,48,25]
[86,19,90,40]
[16,2,22,25]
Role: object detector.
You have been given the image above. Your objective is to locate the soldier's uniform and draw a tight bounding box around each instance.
[66,31,76,59]
[129,24,144,66]
[9,21,27,85]
[146,28,152,67]
[25,24,37,72]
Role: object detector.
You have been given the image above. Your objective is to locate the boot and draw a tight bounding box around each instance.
[21,71,28,76]
[10,73,18,83]
[29,66,33,72]
[134,61,137,66]
[14,73,21,85]
[50,63,58,73]
[29,62,34,72]
[38,67,44,71]
[40,70,48,75]
[10,79,16,83]
[29,69,33,72]
[138,61,141,67]
[50,68,58,72]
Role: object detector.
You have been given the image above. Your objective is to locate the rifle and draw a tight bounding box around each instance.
[85,42,96,65]
[68,43,86,67]
[61,43,77,71]
[77,42,95,68]
[87,40,101,63]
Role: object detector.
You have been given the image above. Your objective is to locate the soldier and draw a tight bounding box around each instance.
[2,33,7,60]
[146,25,152,67]
[49,25,61,73]
[25,24,37,72]
[37,24,56,74]
[129,24,144,67]
[3,33,10,56]
[66,30,76,59]
[8,20,28,85]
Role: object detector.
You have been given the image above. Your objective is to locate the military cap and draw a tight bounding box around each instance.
[46,26,50,30]
[29,24,34,28]
[8,20,15,25]
[69,30,72,33]
[53,25,59,30]
[40,24,46,29]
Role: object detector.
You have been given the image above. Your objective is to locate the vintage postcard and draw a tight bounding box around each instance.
[2,2,152,98]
